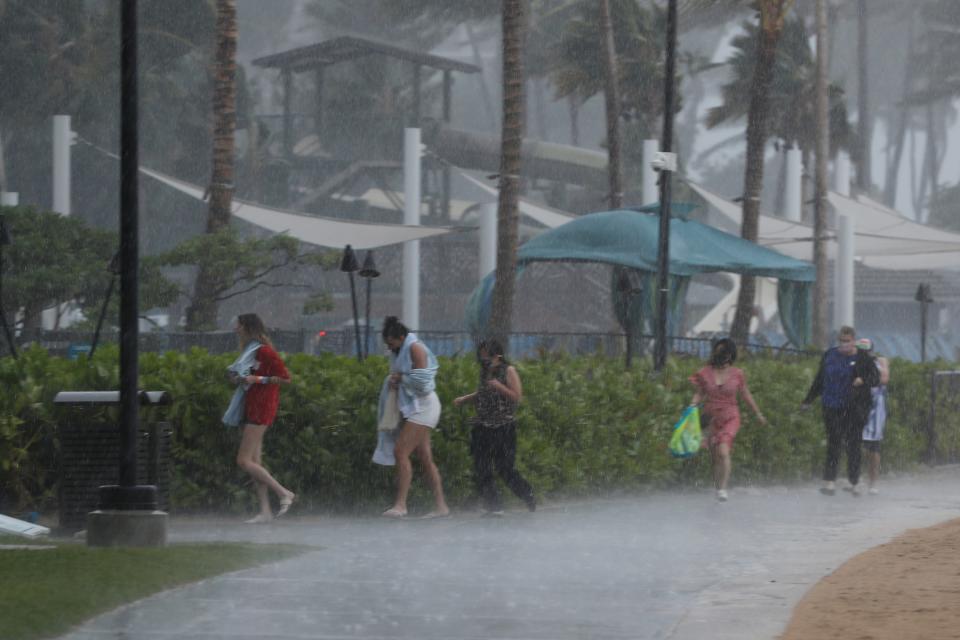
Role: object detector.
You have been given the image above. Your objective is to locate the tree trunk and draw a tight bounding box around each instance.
[487,0,527,347]
[568,95,580,146]
[812,0,829,346]
[855,0,871,191]
[599,0,623,209]
[186,0,237,331]
[883,10,916,208]
[730,1,793,345]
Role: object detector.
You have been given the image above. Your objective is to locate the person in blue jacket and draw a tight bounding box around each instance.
[802,326,880,496]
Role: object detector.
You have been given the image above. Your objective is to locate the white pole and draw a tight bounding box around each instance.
[403,128,421,331]
[642,139,659,206]
[0,192,18,206]
[52,115,72,216]
[834,213,855,328]
[478,202,497,281]
[784,146,802,221]
[833,151,851,196]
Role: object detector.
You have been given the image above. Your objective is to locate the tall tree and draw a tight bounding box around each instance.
[855,0,871,191]
[598,0,622,209]
[487,0,527,346]
[729,0,795,346]
[186,0,237,330]
[812,0,828,347]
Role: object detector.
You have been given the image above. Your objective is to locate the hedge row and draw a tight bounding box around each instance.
[0,346,955,515]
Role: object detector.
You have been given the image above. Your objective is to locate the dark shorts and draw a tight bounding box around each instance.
[863,440,882,453]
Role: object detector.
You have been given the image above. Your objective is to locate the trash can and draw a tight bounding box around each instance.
[53,391,172,533]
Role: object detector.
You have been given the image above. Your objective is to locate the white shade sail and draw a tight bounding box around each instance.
[141,168,467,250]
[456,170,577,229]
[688,181,960,271]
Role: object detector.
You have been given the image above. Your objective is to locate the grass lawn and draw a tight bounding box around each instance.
[0,538,311,640]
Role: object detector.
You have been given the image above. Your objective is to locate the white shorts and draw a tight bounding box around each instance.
[404,391,441,429]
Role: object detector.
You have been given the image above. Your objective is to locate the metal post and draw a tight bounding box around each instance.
[403,129,421,330]
[119,0,139,491]
[654,0,678,372]
[0,217,17,359]
[89,275,116,359]
[364,276,372,359]
[348,271,362,362]
[916,283,933,363]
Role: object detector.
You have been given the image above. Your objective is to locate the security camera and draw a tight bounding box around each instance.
[650,152,677,173]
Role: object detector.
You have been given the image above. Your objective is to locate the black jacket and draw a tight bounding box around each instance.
[803,348,879,418]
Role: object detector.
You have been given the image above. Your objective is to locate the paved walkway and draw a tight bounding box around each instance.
[59,467,960,640]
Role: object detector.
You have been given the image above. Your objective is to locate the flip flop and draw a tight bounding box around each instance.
[244,514,273,524]
[381,507,407,518]
[420,510,451,520]
[276,494,295,518]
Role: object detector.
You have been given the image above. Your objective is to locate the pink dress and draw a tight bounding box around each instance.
[689,366,747,448]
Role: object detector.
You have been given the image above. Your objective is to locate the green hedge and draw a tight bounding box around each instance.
[0,346,955,515]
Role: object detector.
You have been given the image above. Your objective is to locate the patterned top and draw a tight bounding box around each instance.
[475,366,516,428]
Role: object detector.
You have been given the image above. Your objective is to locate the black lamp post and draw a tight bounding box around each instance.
[0,214,16,359]
[915,283,934,363]
[358,250,380,359]
[89,250,121,359]
[340,244,363,362]
[654,0,678,372]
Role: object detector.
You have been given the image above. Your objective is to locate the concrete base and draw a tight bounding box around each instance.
[86,510,168,548]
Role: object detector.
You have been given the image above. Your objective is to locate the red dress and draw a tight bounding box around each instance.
[244,344,289,426]
[689,366,747,448]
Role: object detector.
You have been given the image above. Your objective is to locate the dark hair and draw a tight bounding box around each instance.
[838,325,856,339]
[381,316,409,342]
[709,338,737,367]
[237,313,273,348]
[476,338,508,365]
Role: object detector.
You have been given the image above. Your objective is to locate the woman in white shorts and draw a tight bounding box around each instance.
[859,338,889,495]
[380,316,449,519]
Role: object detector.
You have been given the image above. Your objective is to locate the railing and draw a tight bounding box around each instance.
[19,329,807,361]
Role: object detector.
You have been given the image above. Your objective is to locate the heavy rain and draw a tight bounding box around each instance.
[1,1,959,639]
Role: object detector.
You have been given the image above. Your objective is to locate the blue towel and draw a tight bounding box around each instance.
[222,340,261,427]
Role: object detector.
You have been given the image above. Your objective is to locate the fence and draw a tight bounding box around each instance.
[928,370,960,463]
[21,328,807,361]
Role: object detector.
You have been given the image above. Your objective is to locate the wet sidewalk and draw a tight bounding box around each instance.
[58,467,960,640]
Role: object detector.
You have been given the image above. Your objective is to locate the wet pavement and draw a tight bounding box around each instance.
[58,467,960,640]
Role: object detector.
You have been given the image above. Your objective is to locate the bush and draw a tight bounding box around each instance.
[0,346,956,515]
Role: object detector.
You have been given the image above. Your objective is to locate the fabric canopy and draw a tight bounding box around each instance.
[513,209,814,281]
[141,168,466,249]
[466,207,815,347]
[455,170,578,228]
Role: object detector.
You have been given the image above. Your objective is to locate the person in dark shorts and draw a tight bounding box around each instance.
[454,339,536,515]
[802,326,879,497]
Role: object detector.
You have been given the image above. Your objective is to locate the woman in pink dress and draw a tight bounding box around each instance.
[689,339,767,502]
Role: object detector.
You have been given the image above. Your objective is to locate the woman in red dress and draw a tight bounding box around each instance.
[233,313,294,523]
[689,338,766,502]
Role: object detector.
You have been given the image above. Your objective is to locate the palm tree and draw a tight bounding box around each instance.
[598,0,622,209]
[727,0,795,346]
[487,0,527,346]
[185,0,236,330]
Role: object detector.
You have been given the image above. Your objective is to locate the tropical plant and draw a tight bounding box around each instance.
[725,0,796,346]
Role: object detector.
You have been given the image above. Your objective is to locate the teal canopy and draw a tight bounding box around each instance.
[467,206,815,347]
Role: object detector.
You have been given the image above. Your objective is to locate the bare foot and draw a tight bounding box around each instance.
[276,492,296,518]
[381,507,407,518]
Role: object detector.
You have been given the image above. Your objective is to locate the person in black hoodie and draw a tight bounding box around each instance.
[802,326,879,496]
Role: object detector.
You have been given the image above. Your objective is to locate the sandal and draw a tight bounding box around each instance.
[381,507,407,518]
[420,510,451,520]
[276,493,295,518]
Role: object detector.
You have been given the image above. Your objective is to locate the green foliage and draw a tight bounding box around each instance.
[705,16,852,156]
[0,542,309,640]
[1,349,955,515]
[0,205,179,329]
[156,227,337,314]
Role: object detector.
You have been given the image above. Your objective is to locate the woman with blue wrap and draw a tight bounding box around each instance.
[378,316,449,519]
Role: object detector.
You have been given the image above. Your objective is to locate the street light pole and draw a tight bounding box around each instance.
[654,0,678,372]
[89,250,121,359]
[340,245,363,362]
[915,283,933,363]
[0,214,16,359]
[359,250,380,359]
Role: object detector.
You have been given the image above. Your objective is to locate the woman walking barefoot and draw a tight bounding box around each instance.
[689,338,767,502]
[379,316,449,519]
[225,313,295,523]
